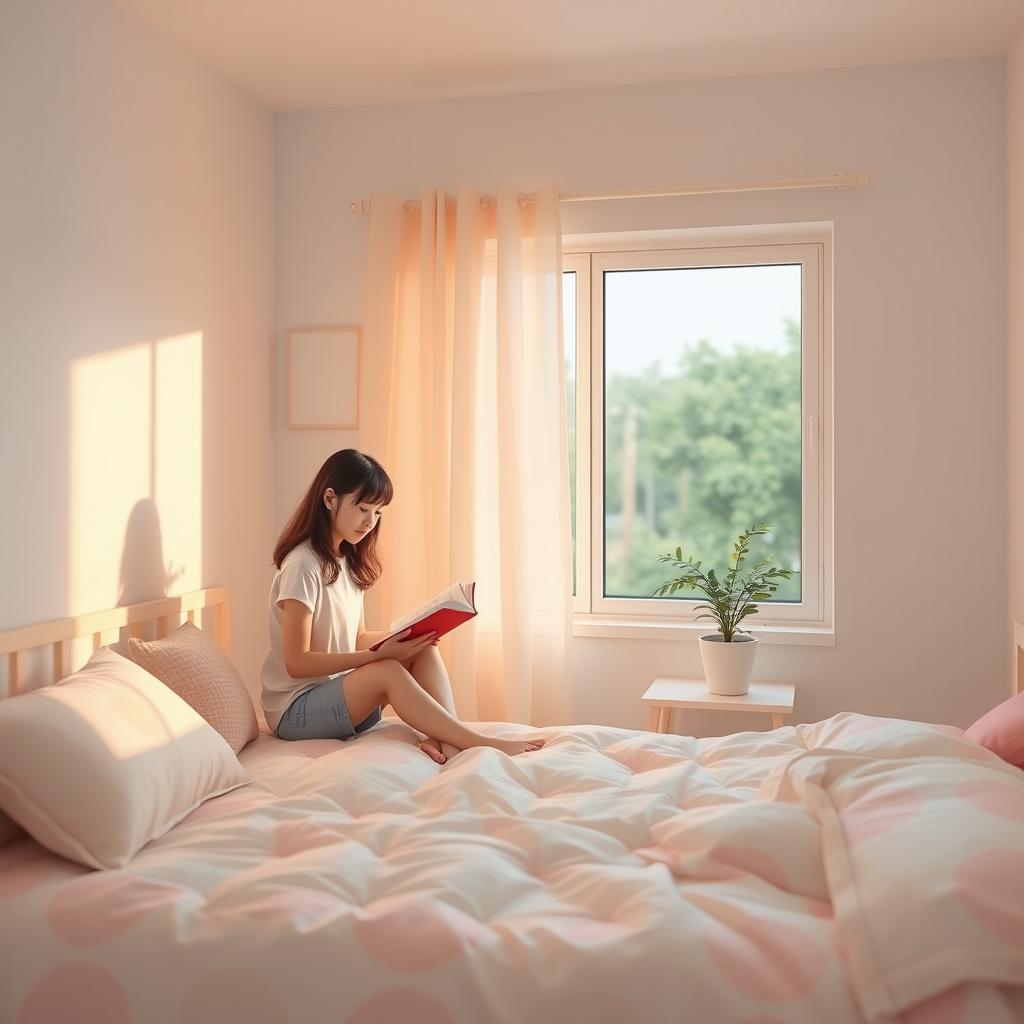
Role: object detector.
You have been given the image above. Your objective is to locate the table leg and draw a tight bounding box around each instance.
[658,706,672,734]
[646,706,660,732]
[770,713,784,731]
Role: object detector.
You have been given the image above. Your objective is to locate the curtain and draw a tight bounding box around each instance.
[360,185,573,726]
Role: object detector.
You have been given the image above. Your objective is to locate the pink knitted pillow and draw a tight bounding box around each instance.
[128,622,258,754]
[966,692,1024,769]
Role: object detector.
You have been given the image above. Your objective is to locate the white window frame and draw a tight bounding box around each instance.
[563,225,834,646]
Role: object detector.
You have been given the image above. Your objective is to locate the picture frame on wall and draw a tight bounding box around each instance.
[287,325,361,429]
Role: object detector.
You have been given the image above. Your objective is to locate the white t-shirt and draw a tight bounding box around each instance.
[259,538,364,733]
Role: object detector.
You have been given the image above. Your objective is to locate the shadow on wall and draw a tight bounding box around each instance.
[112,498,187,647]
[118,498,184,606]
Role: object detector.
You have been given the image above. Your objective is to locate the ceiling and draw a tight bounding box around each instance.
[116,0,1024,112]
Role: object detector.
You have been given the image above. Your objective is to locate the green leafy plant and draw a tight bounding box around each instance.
[651,522,797,641]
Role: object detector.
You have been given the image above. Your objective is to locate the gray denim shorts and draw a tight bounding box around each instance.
[275,674,382,741]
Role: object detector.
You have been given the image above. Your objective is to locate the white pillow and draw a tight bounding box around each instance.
[0,646,250,869]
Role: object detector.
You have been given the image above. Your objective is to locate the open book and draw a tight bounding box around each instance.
[368,582,477,651]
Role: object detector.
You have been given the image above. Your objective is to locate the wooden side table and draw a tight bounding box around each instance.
[641,678,796,734]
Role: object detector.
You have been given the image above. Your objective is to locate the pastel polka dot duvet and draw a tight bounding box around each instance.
[1,712,1023,1024]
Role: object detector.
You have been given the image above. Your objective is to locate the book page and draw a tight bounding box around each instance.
[388,582,475,633]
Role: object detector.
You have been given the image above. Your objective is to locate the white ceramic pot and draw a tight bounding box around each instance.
[698,633,758,695]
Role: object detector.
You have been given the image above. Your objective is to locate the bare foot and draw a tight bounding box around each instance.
[417,739,447,764]
[419,738,462,762]
[488,737,545,756]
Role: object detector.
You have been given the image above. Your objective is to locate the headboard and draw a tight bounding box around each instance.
[0,587,229,699]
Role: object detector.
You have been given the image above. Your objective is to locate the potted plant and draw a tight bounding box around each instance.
[651,522,797,696]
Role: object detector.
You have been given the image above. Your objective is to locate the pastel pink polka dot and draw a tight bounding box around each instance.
[178,969,289,1024]
[18,963,132,1024]
[47,874,187,946]
[345,742,418,764]
[954,850,1024,945]
[707,844,789,891]
[958,780,1024,823]
[345,988,455,1024]
[272,819,343,858]
[684,891,828,1002]
[0,844,79,899]
[898,983,966,1024]
[353,898,491,971]
[838,786,921,846]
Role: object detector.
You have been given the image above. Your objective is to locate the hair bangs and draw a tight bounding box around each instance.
[356,467,393,507]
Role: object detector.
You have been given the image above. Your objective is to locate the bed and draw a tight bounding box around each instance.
[2,588,1024,1024]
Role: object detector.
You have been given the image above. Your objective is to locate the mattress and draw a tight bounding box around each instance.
[2,712,1023,1024]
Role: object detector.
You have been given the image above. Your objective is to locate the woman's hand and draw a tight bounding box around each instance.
[375,628,438,663]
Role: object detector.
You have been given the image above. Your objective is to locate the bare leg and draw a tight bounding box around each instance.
[407,646,461,762]
[341,659,544,757]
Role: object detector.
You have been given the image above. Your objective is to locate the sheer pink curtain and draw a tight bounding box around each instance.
[360,185,573,726]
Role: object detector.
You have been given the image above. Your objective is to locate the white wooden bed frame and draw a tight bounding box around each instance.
[0,587,229,698]
[2,593,1022,705]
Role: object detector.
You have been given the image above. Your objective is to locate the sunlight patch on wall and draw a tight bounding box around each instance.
[154,332,203,598]
[70,341,152,615]
[69,333,203,642]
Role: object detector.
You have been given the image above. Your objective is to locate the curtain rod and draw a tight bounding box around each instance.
[349,172,870,214]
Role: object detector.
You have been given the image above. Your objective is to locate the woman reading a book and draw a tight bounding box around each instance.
[259,448,544,762]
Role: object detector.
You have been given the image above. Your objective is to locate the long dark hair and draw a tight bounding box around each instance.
[272,449,393,590]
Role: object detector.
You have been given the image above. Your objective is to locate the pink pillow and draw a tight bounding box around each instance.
[128,622,258,754]
[966,692,1024,768]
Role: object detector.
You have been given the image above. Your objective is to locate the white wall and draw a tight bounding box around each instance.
[275,56,1008,735]
[0,0,275,699]
[1010,29,1024,641]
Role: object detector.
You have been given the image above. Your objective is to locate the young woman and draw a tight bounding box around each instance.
[259,448,545,762]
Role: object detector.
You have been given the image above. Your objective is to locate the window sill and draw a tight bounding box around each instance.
[572,615,835,646]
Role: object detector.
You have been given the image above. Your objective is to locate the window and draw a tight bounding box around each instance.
[563,229,832,638]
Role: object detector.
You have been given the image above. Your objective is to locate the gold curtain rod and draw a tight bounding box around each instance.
[349,172,870,214]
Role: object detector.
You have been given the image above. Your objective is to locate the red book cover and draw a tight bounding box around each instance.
[368,582,477,651]
[369,607,476,651]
